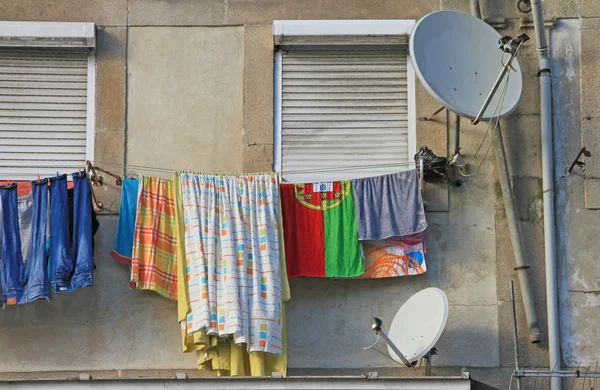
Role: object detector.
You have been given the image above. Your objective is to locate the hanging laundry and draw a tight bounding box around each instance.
[130,176,178,300]
[360,233,426,278]
[174,172,290,376]
[179,173,283,355]
[351,170,427,241]
[0,180,49,305]
[0,186,34,265]
[111,178,139,265]
[48,172,94,293]
[280,181,363,278]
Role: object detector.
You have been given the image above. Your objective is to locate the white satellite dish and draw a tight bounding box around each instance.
[387,287,448,364]
[366,288,448,373]
[410,10,524,122]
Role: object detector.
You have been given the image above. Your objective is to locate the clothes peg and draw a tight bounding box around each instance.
[38,174,41,183]
[56,171,59,178]
[78,166,82,175]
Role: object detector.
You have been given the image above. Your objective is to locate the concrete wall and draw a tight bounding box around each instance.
[0,0,598,388]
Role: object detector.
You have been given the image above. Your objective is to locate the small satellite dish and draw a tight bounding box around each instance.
[366,287,448,373]
[386,287,448,364]
[410,10,523,121]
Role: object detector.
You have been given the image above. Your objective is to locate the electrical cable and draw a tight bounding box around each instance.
[457,69,511,177]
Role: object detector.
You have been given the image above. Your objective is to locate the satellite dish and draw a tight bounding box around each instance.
[386,287,448,364]
[410,10,523,121]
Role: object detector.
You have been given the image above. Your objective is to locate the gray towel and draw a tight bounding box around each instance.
[351,170,427,240]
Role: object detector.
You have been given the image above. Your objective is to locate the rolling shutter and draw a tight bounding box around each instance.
[280,49,414,183]
[0,48,90,180]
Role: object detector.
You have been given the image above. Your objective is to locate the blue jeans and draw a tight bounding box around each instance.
[26,179,50,302]
[0,180,49,304]
[49,172,94,292]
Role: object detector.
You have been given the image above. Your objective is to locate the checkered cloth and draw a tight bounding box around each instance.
[131,176,178,300]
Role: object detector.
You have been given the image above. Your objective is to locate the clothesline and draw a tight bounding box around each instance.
[90,160,420,176]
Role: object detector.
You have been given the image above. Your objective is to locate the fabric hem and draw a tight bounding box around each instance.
[110,249,132,265]
[357,225,428,242]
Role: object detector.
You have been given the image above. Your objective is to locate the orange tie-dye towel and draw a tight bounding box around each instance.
[360,233,426,279]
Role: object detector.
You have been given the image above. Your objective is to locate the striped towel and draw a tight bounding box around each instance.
[131,176,178,300]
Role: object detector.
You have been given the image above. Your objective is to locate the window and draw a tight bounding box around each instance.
[0,22,96,180]
[273,20,416,183]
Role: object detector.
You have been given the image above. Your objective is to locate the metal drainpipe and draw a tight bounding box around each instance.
[469,0,541,344]
[530,0,561,388]
[470,0,482,19]
[493,124,541,344]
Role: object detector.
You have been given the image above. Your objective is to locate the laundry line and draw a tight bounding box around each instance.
[89,160,419,176]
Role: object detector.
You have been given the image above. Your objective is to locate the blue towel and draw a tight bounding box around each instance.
[110,178,139,265]
[351,170,427,241]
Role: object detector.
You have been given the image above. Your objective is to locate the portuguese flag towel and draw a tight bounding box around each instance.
[280,181,364,278]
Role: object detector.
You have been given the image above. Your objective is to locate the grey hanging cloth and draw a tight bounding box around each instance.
[351,170,427,241]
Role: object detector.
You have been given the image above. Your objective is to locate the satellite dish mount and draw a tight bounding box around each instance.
[471,33,529,125]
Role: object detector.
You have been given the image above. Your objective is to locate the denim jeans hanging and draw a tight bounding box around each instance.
[49,172,94,293]
[0,183,26,304]
[0,180,49,305]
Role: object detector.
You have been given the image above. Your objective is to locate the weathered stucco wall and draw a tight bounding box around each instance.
[0,0,598,388]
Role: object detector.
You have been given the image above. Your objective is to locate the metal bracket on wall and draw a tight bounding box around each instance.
[568,147,591,175]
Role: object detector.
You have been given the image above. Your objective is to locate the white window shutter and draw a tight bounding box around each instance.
[0,48,89,180]
[280,49,414,183]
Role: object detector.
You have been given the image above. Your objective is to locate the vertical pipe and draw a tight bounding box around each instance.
[493,124,541,343]
[454,114,461,156]
[470,0,482,19]
[511,280,522,390]
[467,0,541,345]
[530,1,561,388]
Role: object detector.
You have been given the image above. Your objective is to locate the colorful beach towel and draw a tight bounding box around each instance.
[280,181,363,278]
[111,178,139,265]
[360,233,426,279]
[130,176,178,300]
[180,173,283,355]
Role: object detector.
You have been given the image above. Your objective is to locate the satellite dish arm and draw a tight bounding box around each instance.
[471,33,529,125]
[371,317,414,368]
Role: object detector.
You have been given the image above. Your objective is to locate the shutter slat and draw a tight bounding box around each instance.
[0,88,87,96]
[0,110,86,118]
[0,138,86,146]
[283,71,405,79]
[281,50,412,182]
[0,124,86,132]
[0,160,84,167]
[0,66,87,75]
[0,102,86,111]
[0,81,87,89]
[283,79,405,86]
[283,92,407,100]
[0,95,87,103]
[283,114,408,121]
[283,64,407,72]
[0,74,87,82]
[0,131,85,139]
[283,85,407,93]
[283,121,406,129]
[0,117,85,124]
[0,153,86,161]
[0,59,87,68]
[283,99,406,107]
[283,106,408,114]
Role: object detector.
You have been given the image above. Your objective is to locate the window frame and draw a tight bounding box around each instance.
[0,21,96,179]
[272,19,417,177]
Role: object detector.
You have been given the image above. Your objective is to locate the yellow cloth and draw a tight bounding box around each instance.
[174,172,290,376]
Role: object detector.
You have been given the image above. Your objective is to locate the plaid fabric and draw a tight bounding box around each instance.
[131,176,178,300]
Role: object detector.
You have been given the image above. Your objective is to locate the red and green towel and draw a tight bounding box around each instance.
[280,181,363,278]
